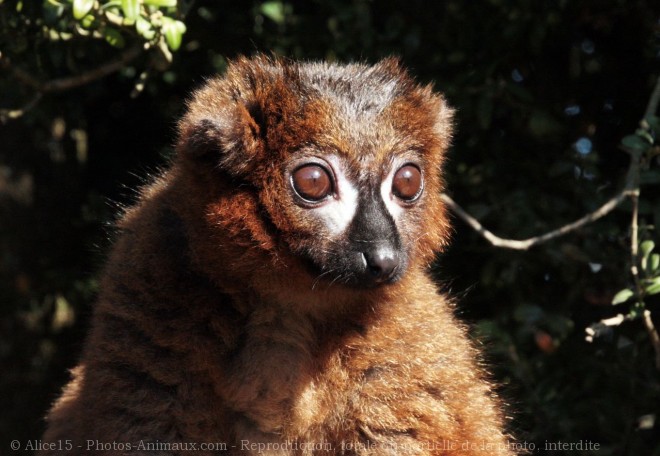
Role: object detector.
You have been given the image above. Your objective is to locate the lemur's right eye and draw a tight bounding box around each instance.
[291,164,333,202]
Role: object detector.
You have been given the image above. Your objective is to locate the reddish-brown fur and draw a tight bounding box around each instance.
[41,56,515,455]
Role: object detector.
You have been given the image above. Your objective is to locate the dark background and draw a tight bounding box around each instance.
[1,1,660,454]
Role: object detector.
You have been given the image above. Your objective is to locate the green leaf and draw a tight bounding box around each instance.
[45,0,65,8]
[621,134,651,152]
[641,240,655,271]
[647,115,660,135]
[612,288,634,305]
[44,0,66,22]
[102,27,125,47]
[629,301,645,319]
[80,13,95,28]
[645,277,660,295]
[121,0,140,21]
[162,17,186,51]
[136,16,156,40]
[650,253,660,272]
[260,1,285,24]
[73,0,94,20]
[100,1,122,10]
[144,0,177,6]
[636,128,655,145]
[641,240,655,257]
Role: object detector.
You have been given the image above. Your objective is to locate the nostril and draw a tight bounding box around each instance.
[362,249,399,282]
[368,263,383,276]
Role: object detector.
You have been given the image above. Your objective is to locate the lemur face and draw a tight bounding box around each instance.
[282,150,424,286]
[178,56,453,289]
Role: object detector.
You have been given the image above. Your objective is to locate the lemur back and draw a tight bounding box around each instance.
[41,56,515,456]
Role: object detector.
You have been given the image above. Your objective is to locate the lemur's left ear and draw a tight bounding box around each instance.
[433,94,455,150]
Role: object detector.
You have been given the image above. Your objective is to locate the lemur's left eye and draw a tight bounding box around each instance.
[392,164,423,201]
[291,164,333,202]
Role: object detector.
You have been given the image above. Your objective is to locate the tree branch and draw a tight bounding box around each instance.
[640,75,660,370]
[0,45,143,120]
[443,73,660,252]
[43,45,143,92]
[2,45,143,93]
[441,184,634,251]
[642,310,660,370]
[445,74,660,369]
[644,75,660,119]
[0,93,43,124]
[585,313,628,343]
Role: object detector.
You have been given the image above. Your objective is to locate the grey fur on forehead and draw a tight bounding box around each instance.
[296,60,407,114]
[230,57,414,117]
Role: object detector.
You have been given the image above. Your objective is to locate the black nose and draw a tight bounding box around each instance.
[362,248,399,282]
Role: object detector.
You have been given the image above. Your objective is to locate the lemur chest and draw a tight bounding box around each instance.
[224,353,356,456]
[217,309,368,440]
[218,308,329,431]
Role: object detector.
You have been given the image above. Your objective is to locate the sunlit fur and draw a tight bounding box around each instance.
[41,56,515,456]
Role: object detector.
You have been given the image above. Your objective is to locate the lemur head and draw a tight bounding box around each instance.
[177,56,453,289]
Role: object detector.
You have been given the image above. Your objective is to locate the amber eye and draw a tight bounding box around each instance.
[392,164,423,201]
[291,164,334,202]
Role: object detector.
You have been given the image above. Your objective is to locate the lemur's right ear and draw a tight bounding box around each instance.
[176,55,311,179]
[176,76,267,177]
[177,54,302,177]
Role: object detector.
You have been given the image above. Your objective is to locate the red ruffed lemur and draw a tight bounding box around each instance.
[41,56,515,455]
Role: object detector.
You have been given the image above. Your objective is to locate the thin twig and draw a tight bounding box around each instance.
[444,74,660,369]
[1,60,41,89]
[640,75,660,369]
[0,93,43,124]
[642,310,660,370]
[585,313,629,343]
[6,46,143,93]
[443,74,660,252]
[441,186,633,251]
[629,180,642,297]
[644,75,660,119]
[0,45,143,119]
[45,45,142,92]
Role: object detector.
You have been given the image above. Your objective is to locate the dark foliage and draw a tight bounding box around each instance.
[1,1,659,454]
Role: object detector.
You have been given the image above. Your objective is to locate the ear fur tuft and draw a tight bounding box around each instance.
[176,57,281,177]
